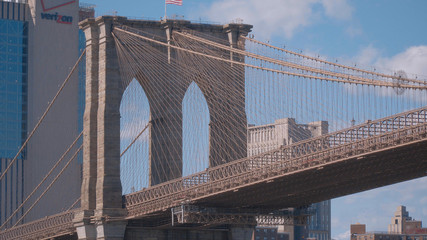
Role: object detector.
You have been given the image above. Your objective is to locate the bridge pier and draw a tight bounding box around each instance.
[75,16,128,240]
[76,16,252,240]
[74,209,128,240]
[93,209,127,240]
[74,210,96,240]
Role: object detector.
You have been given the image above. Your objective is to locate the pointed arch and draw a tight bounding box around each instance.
[120,78,150,194]
[182,82,210,176]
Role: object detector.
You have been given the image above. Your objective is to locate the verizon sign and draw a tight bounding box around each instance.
[41,0,76,12]
[40,0,75,24]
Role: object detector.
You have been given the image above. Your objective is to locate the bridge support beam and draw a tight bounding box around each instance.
[74,210,96,240]
[143,24,184,184]
[80,17,99,214]
[74,17,99,240]
[94,209,127,240]
[206,24,250,167]
[77,16,252,239]
[76,16,127,240]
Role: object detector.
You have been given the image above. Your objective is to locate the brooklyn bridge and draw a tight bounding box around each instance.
[0,16,426,239]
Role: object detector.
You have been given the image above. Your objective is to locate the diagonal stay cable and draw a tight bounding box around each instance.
[0,49,86,182]
[175,31,419,88]
[113,27,426,90]
[113,31,246,174]
[66,197,81,211]
[12,145,83,227]
[0,132,82,230]
[120,123,150,157]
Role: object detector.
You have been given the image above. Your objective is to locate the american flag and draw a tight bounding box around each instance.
[166,0,182,6]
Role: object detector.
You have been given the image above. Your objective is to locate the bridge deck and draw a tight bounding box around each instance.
[125,107,427,218]
[1,108,427,240]
[193,137,427,209]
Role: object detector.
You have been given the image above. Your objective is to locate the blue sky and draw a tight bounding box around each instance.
[86,0,427,239]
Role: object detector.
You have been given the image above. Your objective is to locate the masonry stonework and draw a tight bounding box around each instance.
[75,16,253,240]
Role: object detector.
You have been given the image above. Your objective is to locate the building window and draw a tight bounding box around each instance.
[0,19,28,159]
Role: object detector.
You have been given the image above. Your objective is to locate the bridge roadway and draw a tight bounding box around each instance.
[1,107,427,239]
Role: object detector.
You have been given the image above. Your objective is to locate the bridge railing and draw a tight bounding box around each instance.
[124,106,427,215]
[0,211,75,240]
[279,107,427,159]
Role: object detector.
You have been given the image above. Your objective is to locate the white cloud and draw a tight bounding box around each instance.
[344,45,427,100]
[321,0,353,20]
[376,45,427,78]
[334,230,351,240]
[355,45,427,78]
[355,44,381,66]
[346,25,363,37]
[203,0,353,39]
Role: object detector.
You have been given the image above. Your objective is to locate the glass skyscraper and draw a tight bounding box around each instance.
[0,0,28,227]
[0,17,27,159]
[308,200,331,240]
[0,0,93,226]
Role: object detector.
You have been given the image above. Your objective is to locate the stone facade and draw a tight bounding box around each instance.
[75,16,253,239]
[248,118,328,156]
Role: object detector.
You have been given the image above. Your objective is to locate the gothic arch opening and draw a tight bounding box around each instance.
[182,81,210,176]
[120,78,150,194]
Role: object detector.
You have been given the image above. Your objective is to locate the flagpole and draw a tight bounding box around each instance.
[164,1,167,20]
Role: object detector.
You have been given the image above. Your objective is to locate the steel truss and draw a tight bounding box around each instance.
[171,205,310,226]
[0,211,75,240]
[2,70,427,240]
[125,107,427,217]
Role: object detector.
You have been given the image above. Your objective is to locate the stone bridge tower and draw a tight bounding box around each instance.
[74,16,252,239]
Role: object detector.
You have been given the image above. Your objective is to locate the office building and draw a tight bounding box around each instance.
[388,206,427,235]
[351,206,427,240]
[248,118,331,240]
[0,0,28,227]
[0,0,93,226]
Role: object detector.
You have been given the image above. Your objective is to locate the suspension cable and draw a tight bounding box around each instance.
[243,36,427,85]
[67,197,81,211]
[0,132,83,229]
[12,145,83,227]
[120,123,150,157]
[0,49,86,182]
[113,27,426,90]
